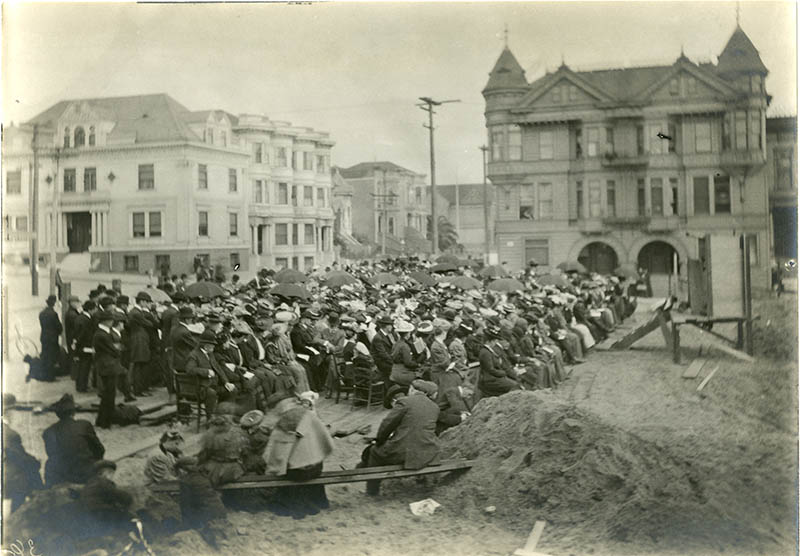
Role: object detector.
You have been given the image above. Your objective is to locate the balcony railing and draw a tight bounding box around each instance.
[602,215,651,228]
[719,149,766,168]
[600,152,649,168]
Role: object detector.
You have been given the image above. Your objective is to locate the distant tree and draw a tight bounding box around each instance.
[427,216,459,252]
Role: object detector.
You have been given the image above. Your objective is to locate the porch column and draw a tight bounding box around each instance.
[91,213,98,247]
[102,212,108,246]
[250,225,256,255]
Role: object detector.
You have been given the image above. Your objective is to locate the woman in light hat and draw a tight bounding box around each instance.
[389,320,425,387]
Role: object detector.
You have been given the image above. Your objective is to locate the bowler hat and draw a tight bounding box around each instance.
[99,297,114,308]
[50,393,76,414]
[199,329,217,345]
[302,309,321,320]
[171,292,187,303]
[116,295,129,305]
[136,291,152,302]
[178,306,195,319]
[377,315,394,326]
[484,324,502,339]
[96,309,115,322]
[240,410,265,429]
[205,313,222,324]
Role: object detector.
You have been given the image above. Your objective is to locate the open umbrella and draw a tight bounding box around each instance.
[143,287,172,303]
[459,258,482,269]
[535,274,570,287]
[479,264,507,279]
[613,264,639,280]
[557,261,588,274]
[184,280,228,299]
[270,283,310,300]
[370,272,399,286]
[430,262,458,273]
[435,253,460,264]
[487,278,525,292]
[322,270,358,288]
[274,268,307,284]
[450,276,482,290]
[408,271,437,287]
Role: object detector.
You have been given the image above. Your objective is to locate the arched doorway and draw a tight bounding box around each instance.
[637,241,679,297]
[578,242,619,275]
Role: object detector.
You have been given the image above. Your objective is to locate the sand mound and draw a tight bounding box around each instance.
[437,391,766,553]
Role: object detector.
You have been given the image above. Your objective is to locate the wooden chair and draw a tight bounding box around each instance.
[352,366,385,409]
[174,372,209,432]
[330,356,354,404]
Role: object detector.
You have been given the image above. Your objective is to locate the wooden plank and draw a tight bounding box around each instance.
[696,365,720,392]
[682,358,706,379]
[691,327,756,363]
[610,313,661,350]
[657,311,673,347]
[150,459,475,493]
[514,520,553,556]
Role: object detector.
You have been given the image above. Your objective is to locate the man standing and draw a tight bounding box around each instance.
[39,295,63,381]
[93,310,125,428]
[65,295,81,361]
[72,300,97,393]
[42,393,106,486]
[370,315,395,384]
[128,292,158,396]
[170,306,198,375]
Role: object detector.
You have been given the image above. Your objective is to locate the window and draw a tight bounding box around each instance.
[229,213,238,236]
[303,152,313,171]
[537,183,553,219]
[254,180,264,203]
[15,216,28,232]
[138,164,154,190]
[275,257,288,269]
[304,256,314,270]
[569,85,578,102]
[74,127,85,147]
[149,211,162,237]
[228,169,238,192]
[551,86,561,103]
[276,147,288,167]
[316,155,326,174]
[206,129,213,144]
[695,122,711,153]
[89,126,96,146]
[253,143,263,163]
[749,110,762,151]
[198,211,208,236]
[291,186,298,206]
[278,182,289,204]
[124,255,139,272]
[714,175,731,214]
[651,178,664,216]
[722,114,732,150]
[388,217,395,236]
[508,125,522,160]
[292,223,299,246]
[750,74,762,93]
[519,184,534,220]
[693,176,710,214]
[588,180,602,217]
[84,168,96,192]
[687,77,697,94]
[669,78,679,95]
[669,178,679,216]
[539,130,554,160]
[637,125,645,155]
[6,170,21,195]
[292,256,299,270]
[605,127,615,155]
[63,127,70,148]
[155,255,170,273]
[303,186,313,207]
[775,149,794,191]
[746,234,759,266]
[291,152,298,170]
[132,213,146,238]
[525,239,549,266]
[667,123,677,153]
[491,127,505,161]
[317,187,325,207]
[305,223,315,245]
[197,164,208,189]
[275,224,288,245]
[221,131,227,147]
[576,181,584,219]
[648,124,665,154]
[587,128,599,157]
[64,169,76,192]
[637,178,646,216]
[230,252,240,269]
[735,111,747,150]
[606,180,616,217]
[416,187,422,204]
[575,128,583,159]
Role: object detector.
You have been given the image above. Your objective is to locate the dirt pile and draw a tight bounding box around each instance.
[437,390,767,554]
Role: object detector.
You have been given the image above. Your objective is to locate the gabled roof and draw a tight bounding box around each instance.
[437,183,494,206]
[484,47,528,93]
[182,109,239,126]
[339,161,424,179]
[717,26,768,75]
[634,56,737,100]
[26,93,202,143]
[331,168,354,195]
[517,65,616,107]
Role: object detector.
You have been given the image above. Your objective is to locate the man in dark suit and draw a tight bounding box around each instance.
[370,315,395,383]
[290,309,329,392]
[72,300,97,393]
[478,324,520,398]
[185,329,235,415]
[39,295,63,381]
[93,310,126,428]
[128,291,159,396]
[364,380,440,496]
[159,292,183,403]
[65,295,81,361]
[42,393,105,486]
[170,306,198,374]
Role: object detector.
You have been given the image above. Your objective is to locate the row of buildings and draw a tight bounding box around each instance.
[2,24,795,293]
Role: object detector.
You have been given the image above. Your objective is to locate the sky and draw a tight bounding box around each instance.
[2,1,796,185]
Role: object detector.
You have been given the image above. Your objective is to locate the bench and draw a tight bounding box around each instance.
[150,458,475,493]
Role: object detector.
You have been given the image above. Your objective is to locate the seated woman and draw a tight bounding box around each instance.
[389,320,426,387]
[197,415,247,487]
[144,430,184,486]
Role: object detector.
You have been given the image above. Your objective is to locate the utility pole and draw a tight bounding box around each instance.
[418,96,460,256]
[479,145,490,264]
[50,148,61,295]
[381,168,387,257]
[30,124,39,295]
[371,167,394,258]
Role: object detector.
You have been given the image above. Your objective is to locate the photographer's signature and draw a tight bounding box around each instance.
[1,539,40,556]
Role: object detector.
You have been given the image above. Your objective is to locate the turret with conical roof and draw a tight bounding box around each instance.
[716,26,768,92]
[483,47,529,114]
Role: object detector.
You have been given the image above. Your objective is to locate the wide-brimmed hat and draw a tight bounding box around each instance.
[50,393,76,414]
[484,324,502,339]
[240,410,265,429]
[302,309,321,320]
[199,329,217,345]
[377,315,394,326]
[136,291,152,302]
[274,311,295,323]
[411,379,438,396]
[394,319,415,333]
[416,321,434,335]
[179,306,195,319]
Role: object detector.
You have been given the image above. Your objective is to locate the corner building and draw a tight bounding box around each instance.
[484,26,775,296]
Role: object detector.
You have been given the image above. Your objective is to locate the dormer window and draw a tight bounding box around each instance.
[88,126,96,146]
[74,126,85,147]
[669,78,679,95]
[750,74,762,93]
[63,127,71,148]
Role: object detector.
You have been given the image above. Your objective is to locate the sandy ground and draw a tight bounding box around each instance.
[3,272,797,555]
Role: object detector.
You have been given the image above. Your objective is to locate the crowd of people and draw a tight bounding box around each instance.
[5,256,641,546]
